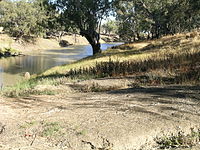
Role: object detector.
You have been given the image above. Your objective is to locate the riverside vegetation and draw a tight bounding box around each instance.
[1,31,200,150]
[3,30,199,97]
[1,0,200,149]
[0,47,21,57]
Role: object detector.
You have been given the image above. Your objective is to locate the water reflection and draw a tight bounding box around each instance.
[0,43,122,86]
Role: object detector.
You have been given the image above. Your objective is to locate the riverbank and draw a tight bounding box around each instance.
[0,31,200,150]
[0,47,22,58]
[0,34,108,54]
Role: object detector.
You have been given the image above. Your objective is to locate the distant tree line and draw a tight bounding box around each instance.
[114,0,200,42]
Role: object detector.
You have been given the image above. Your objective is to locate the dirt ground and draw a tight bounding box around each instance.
[0,78,200,150]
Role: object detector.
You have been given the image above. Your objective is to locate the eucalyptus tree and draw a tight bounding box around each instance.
[0,0,47,38]
[115,0,200,40]
[37,0,71,40]
[115,1,135,41]
[55,0,113,55]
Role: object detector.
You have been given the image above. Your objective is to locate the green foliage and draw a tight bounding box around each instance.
[102,20,118,35]
[2,78,39,97]
[2,77,57,97]
[0,0,47,38]
[115,0,200,40]
[0,47,20,57]
[76,129,87,136]
[38,0,71,39]
[19,121,38,129]
[55,0,114,54]
[41,122,62,137]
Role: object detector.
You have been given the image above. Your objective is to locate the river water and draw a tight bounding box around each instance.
[0,43,122,87]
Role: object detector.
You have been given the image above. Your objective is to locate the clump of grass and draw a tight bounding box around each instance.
[19,121,38,129]
[41,122,62,137]
[76,129,87,136]
[156,128,200,149]
[2,78,38,97]
[2,77,58,97]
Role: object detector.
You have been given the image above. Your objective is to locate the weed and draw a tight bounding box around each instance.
[2,77,58,97]
[32,90,56,95]
[76,129,87,136]
[41,122,62,137]
[155,128,200,149]
[2,78,39,97]
[19,121,37,129]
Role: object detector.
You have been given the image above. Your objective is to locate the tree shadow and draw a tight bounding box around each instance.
[108,85,200,101]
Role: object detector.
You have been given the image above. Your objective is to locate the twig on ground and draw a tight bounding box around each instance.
[30,133,37,146]
[0,125,5,134]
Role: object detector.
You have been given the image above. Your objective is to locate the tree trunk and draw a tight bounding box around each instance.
[80,30,101,55]
[136,32,141,40]
[91,43,101,55]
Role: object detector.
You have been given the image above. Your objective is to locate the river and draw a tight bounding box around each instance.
[0,43,122,87]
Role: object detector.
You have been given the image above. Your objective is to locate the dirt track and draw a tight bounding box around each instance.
[0,82,200,150]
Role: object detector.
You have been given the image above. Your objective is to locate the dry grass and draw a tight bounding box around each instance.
[156,128,200,149]
[43,31,200,85]
[67,51,200,85]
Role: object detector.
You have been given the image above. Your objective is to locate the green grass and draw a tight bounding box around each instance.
[19,121,38,129]
[2,78,38,97]
[2,77,58,97]
[41,122,62,137]
[76,129,87,136]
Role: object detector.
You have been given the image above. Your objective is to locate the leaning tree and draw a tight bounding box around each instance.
[55,0,113,55]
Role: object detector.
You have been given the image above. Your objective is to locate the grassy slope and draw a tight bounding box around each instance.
[2,31,200,97]
[42,31,200,83]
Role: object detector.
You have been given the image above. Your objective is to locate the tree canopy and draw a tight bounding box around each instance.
[115,0,200,41]
[0,0,47,38]
[0,0,200,54]
[55,0,113,55]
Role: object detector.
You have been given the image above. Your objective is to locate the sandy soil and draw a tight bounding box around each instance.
[0,78,200,150]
